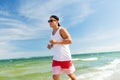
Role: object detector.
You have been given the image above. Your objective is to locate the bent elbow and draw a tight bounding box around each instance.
[64,39,72,44]
[69,40,72,44]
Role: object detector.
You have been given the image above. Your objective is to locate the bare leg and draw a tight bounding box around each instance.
[68,73,77,80]
[53,74,60,80]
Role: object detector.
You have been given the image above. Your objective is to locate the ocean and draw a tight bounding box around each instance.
[0,51,120,80]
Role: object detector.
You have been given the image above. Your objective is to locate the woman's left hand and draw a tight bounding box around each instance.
[50,40,57,44]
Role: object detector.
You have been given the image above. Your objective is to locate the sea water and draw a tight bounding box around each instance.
[0,52,120,80]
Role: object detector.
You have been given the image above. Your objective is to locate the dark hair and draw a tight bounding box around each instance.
[50,15,61,26]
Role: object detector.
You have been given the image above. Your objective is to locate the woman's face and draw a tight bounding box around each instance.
[48,17,58,28]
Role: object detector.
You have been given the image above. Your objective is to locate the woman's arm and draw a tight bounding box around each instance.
[50,28,72,44]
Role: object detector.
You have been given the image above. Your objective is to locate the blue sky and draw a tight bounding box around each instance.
[0,0,120,59]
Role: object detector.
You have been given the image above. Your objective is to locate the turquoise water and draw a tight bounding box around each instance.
[0,52,120,80]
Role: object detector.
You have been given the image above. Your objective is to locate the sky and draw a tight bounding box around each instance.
[0,0,120,59]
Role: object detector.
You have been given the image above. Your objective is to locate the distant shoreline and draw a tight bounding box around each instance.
[0,51,120,61]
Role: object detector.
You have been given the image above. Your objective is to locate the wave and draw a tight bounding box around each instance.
[72,58,80,61]
[72,57,98,61]
[97,59,120,70]
[80,57,98,61]
[77,59,120,80]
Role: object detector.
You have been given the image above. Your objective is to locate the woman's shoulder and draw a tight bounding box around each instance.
[59,27,69,35]
[59,27,67,31]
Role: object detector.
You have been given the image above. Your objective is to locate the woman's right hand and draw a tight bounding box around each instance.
[47,44,53,50]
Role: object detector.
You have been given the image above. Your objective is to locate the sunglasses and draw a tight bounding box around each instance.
[48,20,56,23]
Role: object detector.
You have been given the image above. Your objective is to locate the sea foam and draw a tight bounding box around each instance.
[72,57,98,61]
[77,59,120,80]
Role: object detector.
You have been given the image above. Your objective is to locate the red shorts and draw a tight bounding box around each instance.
[52,60,75,74]
[52,60,72,69]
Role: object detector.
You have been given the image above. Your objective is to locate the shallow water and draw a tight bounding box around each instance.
[0,52,120,80]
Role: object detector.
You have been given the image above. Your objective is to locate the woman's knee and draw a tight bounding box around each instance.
[53,74,60,80]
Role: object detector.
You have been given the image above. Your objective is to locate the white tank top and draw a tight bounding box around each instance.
[50,27,72,61]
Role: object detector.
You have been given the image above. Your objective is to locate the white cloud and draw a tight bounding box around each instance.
[0,17,48,56]
[83,43,120,53]
[0,18,40,41]
[70,2,94,25]
[74,24,120,43]
[0,50,51,60]
[72,26,120,53]
[0,10,10,16]
[19,0,65,19]
[72,43,120,54]
[0,42,15,54]
[19,0,94,25]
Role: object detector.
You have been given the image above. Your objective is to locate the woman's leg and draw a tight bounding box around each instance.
[53,74,60,80]
[68,73,77,80]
